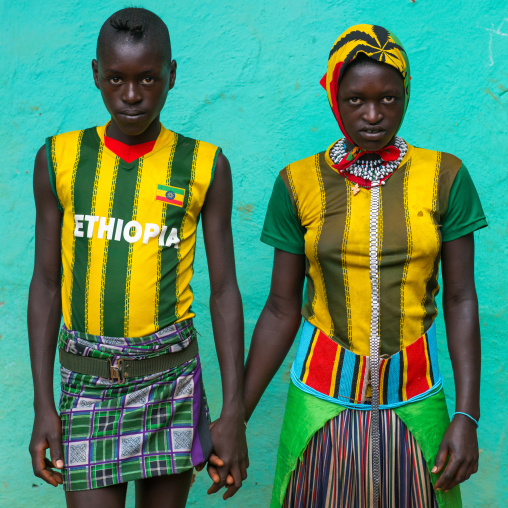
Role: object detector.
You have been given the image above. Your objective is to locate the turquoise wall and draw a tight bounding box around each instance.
[2,0,507,506]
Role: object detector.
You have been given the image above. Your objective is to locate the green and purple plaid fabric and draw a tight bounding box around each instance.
[58,320,212,491]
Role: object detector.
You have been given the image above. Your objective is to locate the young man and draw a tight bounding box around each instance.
[28,8,247,508]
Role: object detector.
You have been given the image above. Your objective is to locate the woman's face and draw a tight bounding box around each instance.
[337,60,405,151]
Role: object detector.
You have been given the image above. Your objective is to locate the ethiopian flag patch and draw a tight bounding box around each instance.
[156,184,186,207]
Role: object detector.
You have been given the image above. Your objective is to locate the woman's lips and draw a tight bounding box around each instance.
[359,128,386,140]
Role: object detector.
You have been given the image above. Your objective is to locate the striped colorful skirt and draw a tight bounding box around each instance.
[283,409,438,508]
[271,382,461,508]
[58,320,212,491]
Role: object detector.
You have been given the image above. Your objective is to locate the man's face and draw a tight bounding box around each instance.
[337,61,405,151]
[93,39,176,138]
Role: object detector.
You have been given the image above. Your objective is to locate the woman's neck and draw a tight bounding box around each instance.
[344,136,397,159]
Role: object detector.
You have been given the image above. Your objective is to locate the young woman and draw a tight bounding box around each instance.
[243,24,486,507]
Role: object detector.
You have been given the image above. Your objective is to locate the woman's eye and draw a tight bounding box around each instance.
[383,96,396,104]
[349,97,361,104]
[142,77,155,84]
[109,77,121,84]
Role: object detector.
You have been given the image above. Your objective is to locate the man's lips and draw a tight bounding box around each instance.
[119,111,145,118]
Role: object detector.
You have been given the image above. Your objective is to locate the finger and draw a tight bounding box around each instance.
[207,481,223,495]
[206,464,220,484]
[44,458,64,484]
[230,464,243,489]
[48,432,64,470]
[44,459,63,487]
[208,453,224,467]
[443,463,471,492]
[435,455,461,492]
[226,473,234,485]
[223,483,241,500]
[38,458,63,487]
[31,444,57,487]
[241,462,248,481]
[195,463,204,472]
[432,444,449,475]
[217,465,230,486]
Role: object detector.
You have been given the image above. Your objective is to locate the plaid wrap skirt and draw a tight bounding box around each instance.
[58,320,212,491]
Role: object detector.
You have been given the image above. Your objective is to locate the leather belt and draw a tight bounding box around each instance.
[59,339,199,383]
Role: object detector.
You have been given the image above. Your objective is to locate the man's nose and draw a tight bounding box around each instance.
[122,82,142,104]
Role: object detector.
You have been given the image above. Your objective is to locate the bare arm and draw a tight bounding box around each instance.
[27,145,64,486]
[200,153,247,498]
[244,248,305,420]
[433,233,480,491]
[204,248,305,493]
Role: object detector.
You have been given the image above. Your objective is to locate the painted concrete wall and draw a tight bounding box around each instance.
[2,0,507,506]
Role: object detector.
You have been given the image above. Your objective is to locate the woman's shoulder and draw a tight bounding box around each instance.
[409,144,463,168]
[279,147,331,180]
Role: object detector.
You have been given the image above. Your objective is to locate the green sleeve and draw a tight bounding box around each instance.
[260,175,306,255]
[441,164,487,242]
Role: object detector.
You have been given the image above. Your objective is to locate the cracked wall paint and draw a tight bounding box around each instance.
[2,1,507,506]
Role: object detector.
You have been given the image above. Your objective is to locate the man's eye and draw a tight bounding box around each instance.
[142,77,155,84]
[109,77,121,84]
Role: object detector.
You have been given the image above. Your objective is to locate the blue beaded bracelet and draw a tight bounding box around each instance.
[453,411,479,428]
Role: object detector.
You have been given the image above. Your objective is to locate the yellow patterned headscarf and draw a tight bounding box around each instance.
[320,24,411,144]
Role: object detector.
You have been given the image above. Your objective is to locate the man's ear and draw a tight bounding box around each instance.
[92,59,100,90]
[168,60,177,91]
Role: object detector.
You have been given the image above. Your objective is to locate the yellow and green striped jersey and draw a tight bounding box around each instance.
[47,123,220,337]
[262,143,487,356]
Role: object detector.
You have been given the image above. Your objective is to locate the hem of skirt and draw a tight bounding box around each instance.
[63,464,196,492]
[271,382,461,508]
[270,381,345,508]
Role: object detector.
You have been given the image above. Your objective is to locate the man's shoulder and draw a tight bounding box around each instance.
[163,126,220,153]
[48,126,95,140]
[46,126,97,153]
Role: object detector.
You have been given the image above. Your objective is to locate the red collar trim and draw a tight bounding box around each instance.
[104,135,157,163]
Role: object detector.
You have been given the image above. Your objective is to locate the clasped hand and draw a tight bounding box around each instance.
[195,418,249,500]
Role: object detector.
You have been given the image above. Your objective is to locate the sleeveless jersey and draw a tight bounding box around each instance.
[47,123,220,337]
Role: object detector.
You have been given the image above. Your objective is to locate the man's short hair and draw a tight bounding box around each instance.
[97,8,171,62]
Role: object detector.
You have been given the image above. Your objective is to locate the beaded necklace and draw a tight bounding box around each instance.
[329,136,408,184]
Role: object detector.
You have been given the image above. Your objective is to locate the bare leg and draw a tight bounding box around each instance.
[66,482,128,508]
[135,469,194,508]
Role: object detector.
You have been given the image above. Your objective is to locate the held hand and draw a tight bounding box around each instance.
[207,417,248,499]
[29,409,64,487]
[432,416,479,492]
[195,453,234,487]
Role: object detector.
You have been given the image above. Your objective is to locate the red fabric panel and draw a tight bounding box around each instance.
[404,336,430,399]
[104,135,156,163]
[305,331,338,394]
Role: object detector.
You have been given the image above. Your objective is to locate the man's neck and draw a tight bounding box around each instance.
[106,118,161,145]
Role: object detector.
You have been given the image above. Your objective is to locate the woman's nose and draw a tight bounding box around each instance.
[362,102,382,124]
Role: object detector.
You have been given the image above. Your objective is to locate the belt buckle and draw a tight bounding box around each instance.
[109,358,125,384]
